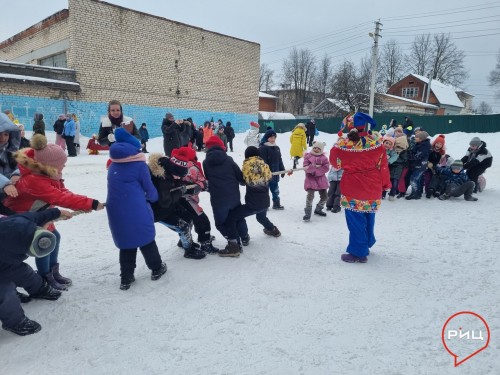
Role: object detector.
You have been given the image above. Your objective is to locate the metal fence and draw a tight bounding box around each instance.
[259,113,500,135]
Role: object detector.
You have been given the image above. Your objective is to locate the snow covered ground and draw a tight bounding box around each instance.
[2,129,499,375]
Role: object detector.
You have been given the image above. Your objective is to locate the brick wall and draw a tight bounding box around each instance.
[0,0,260,135]
[0,11,70,64]
[67,0,259,114]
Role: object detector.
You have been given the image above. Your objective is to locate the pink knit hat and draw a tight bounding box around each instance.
[31,134,67,178]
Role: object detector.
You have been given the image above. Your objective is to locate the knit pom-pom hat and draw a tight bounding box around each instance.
[115,127,141,150]
[30,134,67,178]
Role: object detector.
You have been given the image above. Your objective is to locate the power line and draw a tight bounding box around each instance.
[383,14,500,31]
[385,27,500,37]
[383,3,500,21]
[262,25,372,55]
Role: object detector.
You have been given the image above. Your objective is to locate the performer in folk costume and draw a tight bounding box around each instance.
[329,112,390,264]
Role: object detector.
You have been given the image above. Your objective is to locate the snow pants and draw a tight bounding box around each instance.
[119,240,162,278]
[345,210,376,258]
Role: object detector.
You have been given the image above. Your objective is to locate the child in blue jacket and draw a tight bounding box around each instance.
[437,160,477,201]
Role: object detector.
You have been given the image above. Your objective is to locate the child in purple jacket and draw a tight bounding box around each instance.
[302,141,330,221]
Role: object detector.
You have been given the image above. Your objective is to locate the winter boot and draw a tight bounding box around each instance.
[120,275,135,290]
[426,189,434,199]
[42,271,67,291]
[405,194,421,200]
[263,226,281,237]
[293,156,299,169]
[184,243,206,259]
[272,199,284,210]
[3,317,41,336]
[332,206,341,213]
[397,192,405,199]
[382,191,387,200]
[31,280,62,301]
[303,207,312,222]
[314,208,327,217]
[241,234,250,246]
[341,253,368,263]
[51,263,72,287]
[464,195,478,202]
[17,291,31,303]
[438,193,450,201]
[218,241,241,257]
[200,239,219,254]
[177,239,183,248]
[151,263,167,280]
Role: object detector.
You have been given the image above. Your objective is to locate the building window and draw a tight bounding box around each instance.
[39,52,67,68]
[402,87,419,98]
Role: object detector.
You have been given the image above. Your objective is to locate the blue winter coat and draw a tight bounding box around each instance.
[106,143,158,249]
[139,127,149,142]
[202,146,243,209]
[436,167,469,188]
[63,118,76,137]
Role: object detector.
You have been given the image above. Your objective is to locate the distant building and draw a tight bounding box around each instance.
[384,74,473,115]
[258,92,277,112]
[0,0,259,136]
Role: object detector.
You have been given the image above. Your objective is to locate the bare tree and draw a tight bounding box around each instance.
[409,33,468,86]
[379,39,404,89]
[330,59,368,113]
[476,101,492,115]
[488,49,500,100]
[429,33,468,87]
[312,54,332,101]
[409,34,432,76]
[259,63,274,91]
[281,48,317,115]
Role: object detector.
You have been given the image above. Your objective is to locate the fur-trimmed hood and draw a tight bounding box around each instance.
[14,150,59,178]
[148,153,166,178]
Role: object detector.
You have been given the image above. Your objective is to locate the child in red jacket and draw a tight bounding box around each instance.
[4,135,104,290]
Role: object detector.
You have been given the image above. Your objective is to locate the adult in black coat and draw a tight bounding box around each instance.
[0,209,69,336]
[202,136,248,240]
[161,113,193,156]
[461,137,493,192]
[224,121,236,152]
[305,119,316,147]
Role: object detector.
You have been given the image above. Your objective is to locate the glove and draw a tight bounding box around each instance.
[178,185,187,195]
[287,170,293,176]
[427,162,433,169]
[108,133,116,143]
[281,173,285,178]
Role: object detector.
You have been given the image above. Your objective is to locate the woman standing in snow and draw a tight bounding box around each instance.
[329,112,390,263]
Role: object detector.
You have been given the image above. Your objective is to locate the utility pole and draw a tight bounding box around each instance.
[368,20,382,118]
[425,69,434,103]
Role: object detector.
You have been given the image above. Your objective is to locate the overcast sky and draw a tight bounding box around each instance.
[1,0,499,111]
